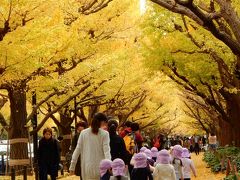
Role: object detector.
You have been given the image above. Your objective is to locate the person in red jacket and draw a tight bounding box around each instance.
[131,122,143,151]
[119,121,132,138]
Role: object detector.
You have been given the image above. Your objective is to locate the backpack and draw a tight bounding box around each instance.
[123,132,138,154]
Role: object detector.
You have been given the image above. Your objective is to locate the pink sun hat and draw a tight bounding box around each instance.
[172,145,183,159]
[140,146,147,153]
[99,159,112,177]
[182,148,191,158]
[144,149,152,159]
[134,153,147,168]
[156,149,171,164]
[151,147,158,158]
[112,158,126,176]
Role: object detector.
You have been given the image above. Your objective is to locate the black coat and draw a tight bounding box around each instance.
[37,137,60,166]
[71,133,81,176]
[72,133,80,151]
[110,134,128,164]
[100,172,111,180]
[131,168,153,180]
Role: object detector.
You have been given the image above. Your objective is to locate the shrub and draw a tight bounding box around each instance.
[203,151,221,172]
[203,147,240,179]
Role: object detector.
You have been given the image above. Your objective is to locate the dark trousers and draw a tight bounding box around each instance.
[194,143,200,155]
[39,164,58,180]
[75,158,81,177]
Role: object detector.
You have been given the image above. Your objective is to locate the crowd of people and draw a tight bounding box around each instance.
[37,112,217,180]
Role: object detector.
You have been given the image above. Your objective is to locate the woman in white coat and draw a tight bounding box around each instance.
[69,113,111,180]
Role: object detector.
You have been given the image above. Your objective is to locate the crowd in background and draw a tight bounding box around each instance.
[37,112,217,180]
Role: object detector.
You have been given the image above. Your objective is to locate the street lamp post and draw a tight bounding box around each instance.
[74,97,77,133]
[32,92,38,180]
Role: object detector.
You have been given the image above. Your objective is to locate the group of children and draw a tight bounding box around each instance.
[100,145,196,180]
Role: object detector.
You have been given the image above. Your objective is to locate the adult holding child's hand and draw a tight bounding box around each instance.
[69,113,111,180]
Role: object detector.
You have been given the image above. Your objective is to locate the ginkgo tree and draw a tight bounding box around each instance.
[142,0,240,146]
[0,0,133,166]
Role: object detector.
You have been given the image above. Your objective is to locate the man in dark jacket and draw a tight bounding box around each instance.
[71,121,87,177]
[38,128,60,180]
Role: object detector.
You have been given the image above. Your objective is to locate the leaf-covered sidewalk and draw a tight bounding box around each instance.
[191,153,225,180]
[60,152,225,180]
[0,152,225,180]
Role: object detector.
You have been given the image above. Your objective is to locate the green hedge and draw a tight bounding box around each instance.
[203,151,221,172]
[203,147,240,179]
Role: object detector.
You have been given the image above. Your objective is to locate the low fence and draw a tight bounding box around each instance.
[0,154,66,180]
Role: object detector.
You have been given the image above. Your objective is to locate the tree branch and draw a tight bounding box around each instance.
[30,82,91,134]
[0,112,9,129]
[151,0,240,55]
[26,89,65,122]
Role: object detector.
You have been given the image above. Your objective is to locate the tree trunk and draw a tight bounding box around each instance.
[218,93,240,146]
[226,94,240,146]
[58,114,72,162]
[8,85,28,171]
[218,120,232,146]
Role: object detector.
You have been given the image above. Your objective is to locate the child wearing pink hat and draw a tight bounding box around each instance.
[181,148,196,180]
[144,149,155,167]
[172,145,184,180]
[100,159,112,180]
[110,158,128,180]
[151,147,158,162]
[131,153,153,180]
[140,146,147,153]
[153,149,176,180]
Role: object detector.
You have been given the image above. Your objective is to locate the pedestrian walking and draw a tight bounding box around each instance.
[69,113,111,180]
[108,119,128,164]
[181,148,197,180]
[151,147,158,162]
[110,158,128,180]
[172,145,184,180]
[144,149,155,167]
[193,135,200,155]
[153,149,176,180]
[71,121,88,177]
[208,133,217,152]
[131,153,153,180]
[38,128,60,180]
[100,159,112,180]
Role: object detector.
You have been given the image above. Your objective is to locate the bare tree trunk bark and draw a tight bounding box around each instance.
[8,85,28,171]
[58,114,72,161]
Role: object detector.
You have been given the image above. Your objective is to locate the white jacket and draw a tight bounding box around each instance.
[153,164,176,180]
[69,128,111,180]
